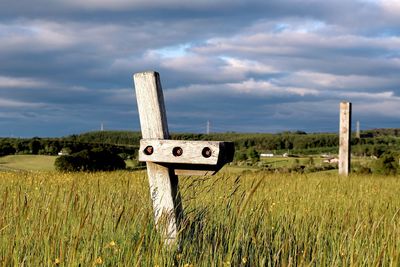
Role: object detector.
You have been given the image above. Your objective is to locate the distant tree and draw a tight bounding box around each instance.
[375,152,399,175]
[372,145,386,158]
[55,148,126,172]
[234,151,248,162]
[247,147,260,162]
[54,155,82,172]
[284,140,293,149]
[89,148,126,171]
[0,142,16,156]
[29,139,41,155]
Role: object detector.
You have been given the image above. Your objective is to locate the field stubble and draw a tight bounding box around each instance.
[0,170,399,266]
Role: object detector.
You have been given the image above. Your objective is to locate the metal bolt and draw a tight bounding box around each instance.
[172,147,183,157]
[202,147,212,158]
[144,146,153,155]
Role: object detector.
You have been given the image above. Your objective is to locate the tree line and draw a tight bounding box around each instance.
[0,137,137,157]
[1,128,399,172]
[2,129,400,158]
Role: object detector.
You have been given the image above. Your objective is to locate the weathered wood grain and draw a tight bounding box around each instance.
[139,140,221,165]
[139,139,234,176]
[339,101,351,176]
[133,71,182,243]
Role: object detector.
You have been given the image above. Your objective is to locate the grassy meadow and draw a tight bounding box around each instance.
[0,169,399,266]
[0,155,56,172]
[259,155,376,168]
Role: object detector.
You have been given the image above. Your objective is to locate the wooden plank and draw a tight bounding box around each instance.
[139,140,234,176]
[339,101,351,176]
[133,71,182,243]
[139,139,221,165]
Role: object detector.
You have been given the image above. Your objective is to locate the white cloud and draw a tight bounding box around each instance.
[195,30,400,59]
[0,97,44,108]
[0,20,185,56]
[286,87,319,96]
[357,99,400,117]
[165,78,318,101]
[227,78,318,96]
[64,0,247,10]
[278,71,400,91]
[221,57,278,74]
[151,44,191,58]
[341,91,397,100]
[380,0,400,15]
[0,76,48,88]
[0,21,77,51]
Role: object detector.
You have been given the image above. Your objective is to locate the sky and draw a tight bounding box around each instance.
[0,0,399,137]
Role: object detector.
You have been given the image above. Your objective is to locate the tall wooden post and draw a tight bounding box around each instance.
[339,101,352,176]
[133,71,182,243]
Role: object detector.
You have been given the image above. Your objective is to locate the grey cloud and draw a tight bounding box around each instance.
[1,0,400,136]
[0,75,49,88]
[0,97,45,108]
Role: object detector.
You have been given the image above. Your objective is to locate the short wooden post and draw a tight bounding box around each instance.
[339,101,351,176]
[133,71,234,244]
[133,71,182,243]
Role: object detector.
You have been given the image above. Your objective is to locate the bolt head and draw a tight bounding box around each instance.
[144,146,153,155]
[173,147,183,157]
[202,147,212,158]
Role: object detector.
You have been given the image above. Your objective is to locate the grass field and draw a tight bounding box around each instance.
[261,156,375,168]
[261,156,325,167]
[0,170,399,266]
[0,155,57,171]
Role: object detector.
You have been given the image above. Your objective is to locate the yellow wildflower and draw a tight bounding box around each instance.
[54,258,61,265]
[95,257,103,265]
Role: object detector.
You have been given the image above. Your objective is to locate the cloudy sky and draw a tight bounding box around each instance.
[1,0,399,137]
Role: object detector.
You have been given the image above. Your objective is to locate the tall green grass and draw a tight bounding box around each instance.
[0,170,399,266]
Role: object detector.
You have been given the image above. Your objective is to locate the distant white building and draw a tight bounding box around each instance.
[58,148,70,156]
[260,153,274,158]
[323,158,339,164]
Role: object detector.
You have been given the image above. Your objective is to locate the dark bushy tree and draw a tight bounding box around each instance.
[54,155,83,172]
[55,149,126,172]
[0,142,16,156]
[89,149,126,171]
[247,147,260,162]
[29,139,42,155]
[375,152,399,175]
